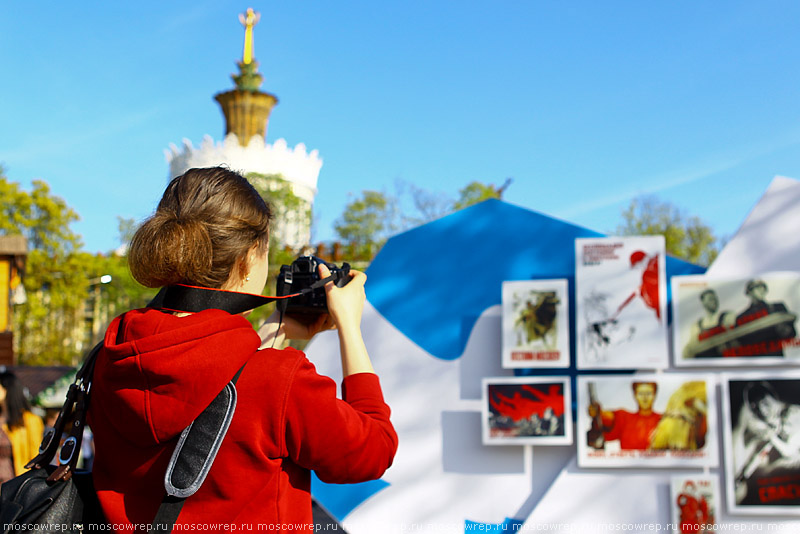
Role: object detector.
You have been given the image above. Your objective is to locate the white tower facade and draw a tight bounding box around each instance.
[165,134,321,249]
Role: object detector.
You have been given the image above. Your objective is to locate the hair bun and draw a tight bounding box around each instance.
[128,167,272,289]
[128,213,213,288]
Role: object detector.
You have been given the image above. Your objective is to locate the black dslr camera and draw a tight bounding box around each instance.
[276,256,351,324]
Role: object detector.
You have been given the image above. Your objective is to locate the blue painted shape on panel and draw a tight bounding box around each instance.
[367,199,704,362]
[311,472,390,521]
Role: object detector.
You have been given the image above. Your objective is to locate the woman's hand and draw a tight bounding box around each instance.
[319,263,366,333]
[319,263,374,376]
[257,264,371,376]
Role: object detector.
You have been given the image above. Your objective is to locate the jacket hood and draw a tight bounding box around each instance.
[93,308,260,447]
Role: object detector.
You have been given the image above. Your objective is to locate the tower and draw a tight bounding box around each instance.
[166,8,321,250]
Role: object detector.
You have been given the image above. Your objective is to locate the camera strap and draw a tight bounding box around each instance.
[154,277,340,315]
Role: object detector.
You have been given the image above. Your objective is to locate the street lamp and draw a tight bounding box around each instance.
[86,275,112,347]
[88,275,112,286]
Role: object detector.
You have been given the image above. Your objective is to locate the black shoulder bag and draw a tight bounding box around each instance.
[0,342,104,533]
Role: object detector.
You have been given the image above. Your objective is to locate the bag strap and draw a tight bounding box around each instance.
[25,341,102,479]
[149,285,257,531]
[151,364,246,533]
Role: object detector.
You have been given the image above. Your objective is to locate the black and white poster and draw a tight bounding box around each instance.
[722,373,800,515]
[673,272,800,367]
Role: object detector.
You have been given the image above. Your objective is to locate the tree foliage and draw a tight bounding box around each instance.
[332,179,512,263]
[617,195,720,267]
[333,190,398,261]
[245,173,311,327]
[247,172,312,248]
[1,171,155,365]
[453,182,502,211]
[1,175,86,364]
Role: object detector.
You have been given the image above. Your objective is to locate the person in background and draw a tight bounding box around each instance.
[0,420,13,484]
[0,370,45,475]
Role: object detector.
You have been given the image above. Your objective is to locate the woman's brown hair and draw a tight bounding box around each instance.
[128,167,272,289]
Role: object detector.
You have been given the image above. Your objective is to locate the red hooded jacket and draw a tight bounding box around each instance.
[88,308,397,531]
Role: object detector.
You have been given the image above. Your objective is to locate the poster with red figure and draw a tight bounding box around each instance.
[575,235,669,369]
[482,376,572,446]
[670,475,717,533]
[576,374,718,467]
[672,272,800,367]
[501,279,570,369]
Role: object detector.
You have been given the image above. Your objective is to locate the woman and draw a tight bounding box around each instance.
[0,370,44,477]
[88,167,397,530]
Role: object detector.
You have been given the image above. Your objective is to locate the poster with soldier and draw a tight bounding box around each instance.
[672,272,800,367]
[670,475,717,533]
[482,376,572,446]
[576,374,717,467]
[501,279,570,368]
[575,236,668,369]
[721,373,800,515]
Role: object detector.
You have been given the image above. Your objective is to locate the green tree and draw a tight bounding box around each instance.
[452,178,512,211]
[617,195,720,267]
[247,172,312,250]
[1,174,87,364]
[333,190,397,261]
[330,179,510,264]
[245,173,312,327]
[0,170,158,364]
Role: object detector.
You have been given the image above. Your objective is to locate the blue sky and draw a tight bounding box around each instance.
[2,1,799,253]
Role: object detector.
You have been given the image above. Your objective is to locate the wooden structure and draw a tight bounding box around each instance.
[0,235,27,366]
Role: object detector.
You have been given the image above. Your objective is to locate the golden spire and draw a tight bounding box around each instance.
[239,8,260,65]
[215,7,277,145]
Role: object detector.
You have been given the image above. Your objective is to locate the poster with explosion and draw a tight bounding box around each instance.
[672,273,800,367]
[575,236,668,369]
[670,474,717,533]
[576,374,718,467]
[721,373,800,515]
[482,376,572,446]
[501,279,570,368]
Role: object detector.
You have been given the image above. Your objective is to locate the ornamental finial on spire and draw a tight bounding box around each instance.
[239,7,260,65]
[232,7,263,92]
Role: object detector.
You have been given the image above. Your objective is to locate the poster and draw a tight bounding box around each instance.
[576,374,717,467]
[501,280,570,368]
[482,376,572,446]
[672,272,800,367]
[670,474,717,533]
[721,373,800,515]
[575,236,668,369]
